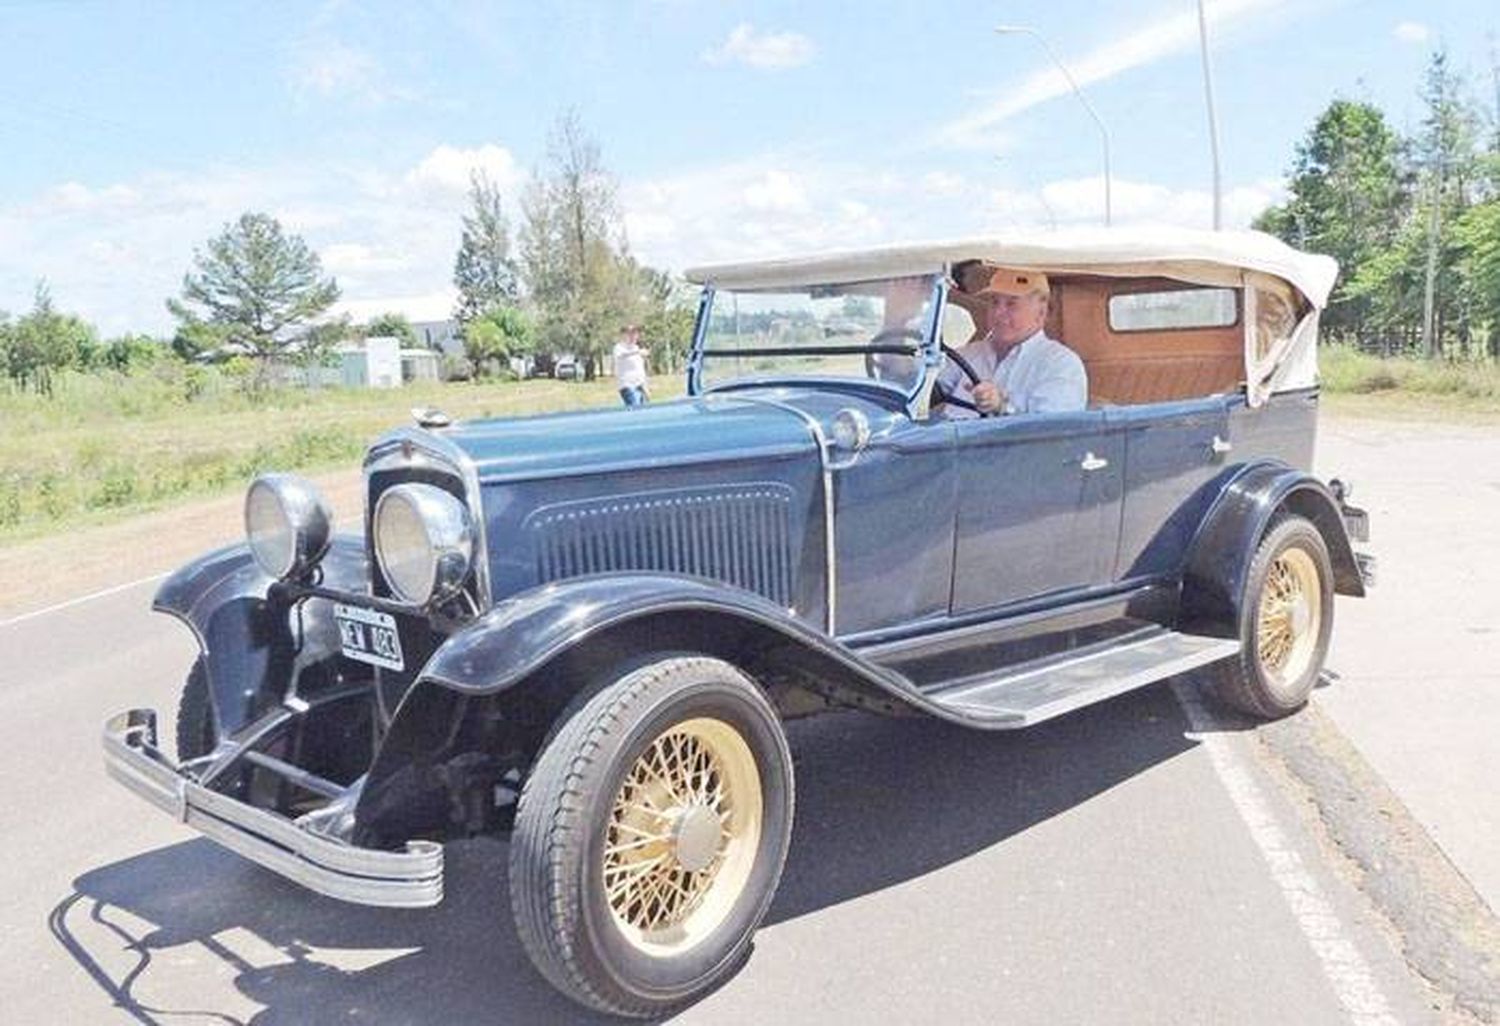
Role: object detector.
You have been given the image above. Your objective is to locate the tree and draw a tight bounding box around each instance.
[1253,99,1407,345]
[632,264,698,373]
[463,305,534,377]
[167,212,340,366]
[1413,51,1485,357]
[453,172,520,325]
[2,282,97,394]
[364,311,417,346]
[520,111,637,379]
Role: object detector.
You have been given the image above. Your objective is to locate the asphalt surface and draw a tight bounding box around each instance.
[0,579,1437,1024]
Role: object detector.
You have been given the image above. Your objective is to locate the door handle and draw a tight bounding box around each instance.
[1210,434,1232,456]
[1080,452,1109,472]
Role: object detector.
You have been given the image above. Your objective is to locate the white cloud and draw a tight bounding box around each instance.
[742,170,808,212]
[288,39,414,105]
[702,23,815,70]
[405,144,524,195]
[1393,21,1430,44]
[939,0,1293,148]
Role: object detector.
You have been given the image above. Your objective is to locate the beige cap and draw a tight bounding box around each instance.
[976,267,1050,297]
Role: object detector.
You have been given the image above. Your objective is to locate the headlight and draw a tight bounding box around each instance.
[244,474,333,580]
[374,483,474,605]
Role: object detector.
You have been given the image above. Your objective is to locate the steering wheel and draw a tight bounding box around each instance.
[930,343,989,416]
[863,327,924,384]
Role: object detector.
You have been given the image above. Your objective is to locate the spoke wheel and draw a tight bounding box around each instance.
[1255,548,1323,687]
[1210,515,1334,720]
[511,656,793,1018]
[604,718,763,954]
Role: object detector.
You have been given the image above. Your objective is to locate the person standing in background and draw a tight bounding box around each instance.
[613,324,650,407]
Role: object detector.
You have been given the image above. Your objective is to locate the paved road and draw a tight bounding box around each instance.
[1316,415,1500,913]
[0,580,1435,1023]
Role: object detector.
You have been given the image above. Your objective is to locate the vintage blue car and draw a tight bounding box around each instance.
[104,228,1372,1016]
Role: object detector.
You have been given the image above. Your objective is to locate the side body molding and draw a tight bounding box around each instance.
[153,535,370,735]
[1182,461,1364,633]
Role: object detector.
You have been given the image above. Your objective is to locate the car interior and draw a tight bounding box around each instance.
[943,269,1249,408]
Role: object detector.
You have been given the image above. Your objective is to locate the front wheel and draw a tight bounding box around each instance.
[1209,515,1335,718]
[510,655,794,1017]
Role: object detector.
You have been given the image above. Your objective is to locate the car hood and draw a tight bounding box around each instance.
[439,393,821,483]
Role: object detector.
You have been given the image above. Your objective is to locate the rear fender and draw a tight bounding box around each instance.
[153,535,370,736]
[1182,462,1363,634]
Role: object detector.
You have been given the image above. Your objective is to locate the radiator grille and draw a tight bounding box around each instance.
[526,484,796,606]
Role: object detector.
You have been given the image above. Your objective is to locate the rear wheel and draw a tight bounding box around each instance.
[1209,515,1334,718]
[510,655,794,1017]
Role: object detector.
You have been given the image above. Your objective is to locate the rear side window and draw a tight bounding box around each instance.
[1108,288,1238,332]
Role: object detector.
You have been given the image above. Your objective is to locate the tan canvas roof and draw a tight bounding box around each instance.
[685,227,1338,309]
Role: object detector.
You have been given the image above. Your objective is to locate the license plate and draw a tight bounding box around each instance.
[334,603,405,671]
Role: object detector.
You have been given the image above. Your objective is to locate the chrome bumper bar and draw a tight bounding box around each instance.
[102,709,443,908]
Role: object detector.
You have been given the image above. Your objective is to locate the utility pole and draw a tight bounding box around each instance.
[1197,0,1224,230]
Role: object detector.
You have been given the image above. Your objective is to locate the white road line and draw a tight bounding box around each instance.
[0,573,167,630]
[1171,680,1399,1026]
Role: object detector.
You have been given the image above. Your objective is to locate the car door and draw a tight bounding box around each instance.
[1107,396,1234,581]
[950,409,1123,615]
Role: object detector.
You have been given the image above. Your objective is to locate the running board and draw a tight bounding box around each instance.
[919,629,1240,727]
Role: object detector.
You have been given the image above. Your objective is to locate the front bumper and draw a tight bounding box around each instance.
[102,709,443,908]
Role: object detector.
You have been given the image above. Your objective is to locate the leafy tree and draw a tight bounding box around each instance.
[1411,51,1485,356]
[464,305,533,377]
[1253,99,1407,344]
[453,172,520,325]
[167,212,340,366]
[99,333,169,372]
[520,111,637,379]
[301,316,354,368]
[363,311,417,345]
[170,319,230,362]
[3,282,97,394]
[633,264,698,373]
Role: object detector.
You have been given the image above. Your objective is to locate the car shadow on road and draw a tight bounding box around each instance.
[53,683,1197,1024]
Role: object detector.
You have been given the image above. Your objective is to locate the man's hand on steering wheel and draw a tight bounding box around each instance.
[932,343,995,416]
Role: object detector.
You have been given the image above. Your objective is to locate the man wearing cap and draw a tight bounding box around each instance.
[613,324,650,408]
[935,267,1087,417]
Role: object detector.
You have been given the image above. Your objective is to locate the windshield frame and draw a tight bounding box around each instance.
[686,274,948,413]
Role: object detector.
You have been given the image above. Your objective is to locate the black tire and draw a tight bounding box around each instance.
[510,655,794,1018]
[1209,515,1335,719]
[175,658,217,760]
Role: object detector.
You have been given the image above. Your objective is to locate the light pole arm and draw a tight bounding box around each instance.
[996,25,1113,227]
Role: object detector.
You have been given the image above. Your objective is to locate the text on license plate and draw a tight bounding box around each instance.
[334,603,405,671]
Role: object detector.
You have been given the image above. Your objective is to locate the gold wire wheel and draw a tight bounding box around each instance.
[1256,546,1323,686]
[603,717,763,956]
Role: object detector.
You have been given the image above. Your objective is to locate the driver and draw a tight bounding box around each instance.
[934,267,1087,417]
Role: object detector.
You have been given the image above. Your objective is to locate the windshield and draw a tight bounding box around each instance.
[695,274,939,395]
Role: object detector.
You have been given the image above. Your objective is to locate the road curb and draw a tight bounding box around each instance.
[1258,700,1500,1023]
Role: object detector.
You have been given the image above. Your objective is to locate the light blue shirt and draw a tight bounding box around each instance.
[935,330,1088,417]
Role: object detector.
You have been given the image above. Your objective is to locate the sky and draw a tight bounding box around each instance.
[0,0,1495,336]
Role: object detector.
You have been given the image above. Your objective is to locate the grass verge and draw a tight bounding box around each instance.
[0,369,681,546]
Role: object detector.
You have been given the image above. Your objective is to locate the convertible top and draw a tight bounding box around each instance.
[685,227,1337,310]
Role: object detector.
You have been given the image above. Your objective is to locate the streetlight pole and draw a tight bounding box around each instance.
[1196,0,1224,229]
[995,25,1112,227]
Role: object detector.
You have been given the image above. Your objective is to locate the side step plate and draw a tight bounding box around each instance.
[923,629,1241,727]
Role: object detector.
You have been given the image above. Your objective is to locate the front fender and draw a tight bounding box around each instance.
[1182,462,1364,634]
[153,535,370,735]
[417,573,833,695]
